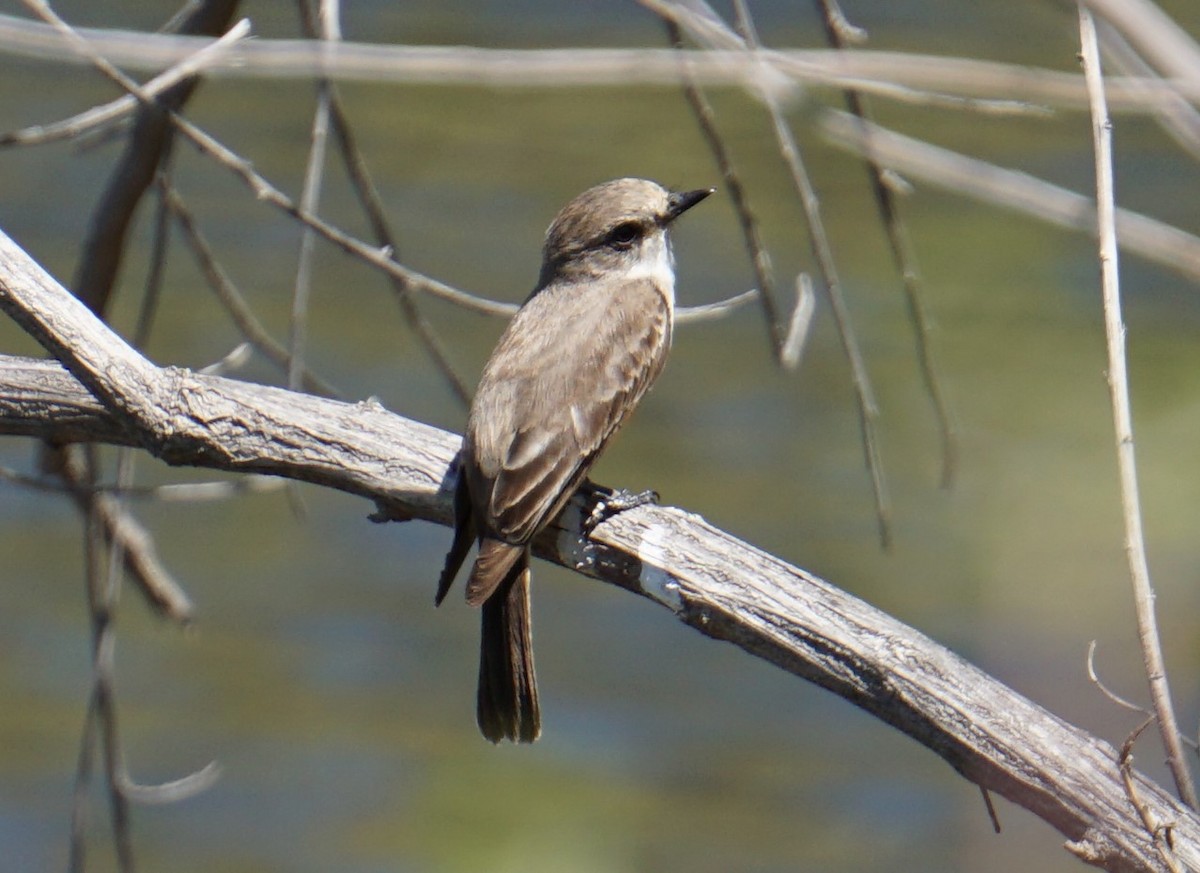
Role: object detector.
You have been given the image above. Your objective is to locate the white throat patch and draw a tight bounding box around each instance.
[620,231,676,316]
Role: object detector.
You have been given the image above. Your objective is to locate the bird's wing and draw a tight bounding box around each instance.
[482,278,671,545]
[434,460,476,605]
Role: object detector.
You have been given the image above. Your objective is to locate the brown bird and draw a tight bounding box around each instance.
[436,177,713,742]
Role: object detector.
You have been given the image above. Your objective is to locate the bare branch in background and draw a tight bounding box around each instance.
[0,18,249,147]
[674,288,757,322]
[38,443,193,622]
[1088,640,1153,715]
[17,2,518,318]
[1082,0,1200,85]
[0,462,285,502]
[658,14,784,353]
[3,12,1200,111]
[296,0,470,406]
[20,5,239,868]
[278,0,339,521]
[1078,5,1197,810]
[1095,19,1200,161]
[288,0,337,395]
[821,111,1200,283]
[730,0,892,546]
[1120,717,1184,873]
[812,0,958,489]
[131,171,174,347]
[780,273,816,370]
[159,180,342,397]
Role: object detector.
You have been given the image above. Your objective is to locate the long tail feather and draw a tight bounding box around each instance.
[476,555,541,743]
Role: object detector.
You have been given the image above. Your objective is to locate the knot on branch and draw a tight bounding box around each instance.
[138,365,237,466]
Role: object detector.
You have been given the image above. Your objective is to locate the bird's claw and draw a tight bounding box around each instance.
[583,488,659,535]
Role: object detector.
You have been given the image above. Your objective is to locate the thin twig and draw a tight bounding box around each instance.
[107,139,173,611]
[296,0,470,406]
[159,1,208,35]
[820,110,1200,283]
[0,18,249,147]
[979,785,1002,834]
[815,0,867,44]
[160,180,340,397]
[1082,0,1200,85]
[732,0,891,547]
[1086,639,1151,714]
[40,446,194,621]
[198,340,253,377]
[0,16,1101,110]
[177,120,518,315]
[66,447,135,871]
[101,446,136,871]
[118,761,221,805]
[65,700,95,869]
[21,0,516,318]
[780,273,816,369]
[675,288,757,323]
[1078,4,1196,810]
[1095,18,1200,162]
[1120,716,1184,873]
[660,15,783,353]
[280,0,339,521]
[289,0,337,395]
[324,95,472,404]
[133,171,174,346]
[812,0,957,489]
[0,463,285,501]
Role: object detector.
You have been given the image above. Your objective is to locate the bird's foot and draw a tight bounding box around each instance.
[583,487,659,535]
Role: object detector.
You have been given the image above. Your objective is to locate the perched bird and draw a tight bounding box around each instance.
[436,177,713,742]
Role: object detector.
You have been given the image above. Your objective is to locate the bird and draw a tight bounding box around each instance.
[436,177,713,742]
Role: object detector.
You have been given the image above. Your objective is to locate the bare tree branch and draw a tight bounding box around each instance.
[730,0,892,546]
[0,18,249,147]
[658,14,783,353]
[159,180,341,398]
[0,15,1168,109]
[1079,5,1196,810]
[820,111,1200,283]
[296,0,470,406]
[1083,0,1200,85]
[811,0,958,489]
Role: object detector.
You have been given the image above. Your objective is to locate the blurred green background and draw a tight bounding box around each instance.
[1,1,1199,871]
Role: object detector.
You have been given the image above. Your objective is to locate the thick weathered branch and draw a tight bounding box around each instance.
[1,227,1198,872]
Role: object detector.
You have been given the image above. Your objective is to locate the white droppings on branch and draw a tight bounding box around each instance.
[635,521,683,612]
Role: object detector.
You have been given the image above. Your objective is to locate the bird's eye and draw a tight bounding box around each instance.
[606,221,642,248]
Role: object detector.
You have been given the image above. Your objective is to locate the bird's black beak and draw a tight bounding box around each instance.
[666,186,715,222]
